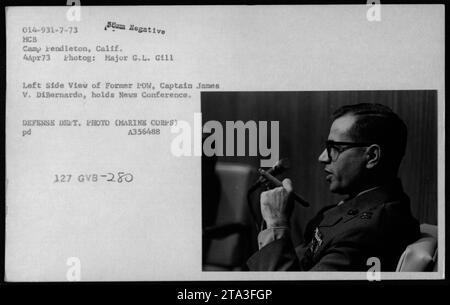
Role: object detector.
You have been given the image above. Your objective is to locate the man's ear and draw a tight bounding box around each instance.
[365,144,381,169]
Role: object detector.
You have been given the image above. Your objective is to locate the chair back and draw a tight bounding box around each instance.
[396,223,437,271]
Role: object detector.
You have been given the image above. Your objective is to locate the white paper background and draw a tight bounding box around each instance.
[5,5,445,281]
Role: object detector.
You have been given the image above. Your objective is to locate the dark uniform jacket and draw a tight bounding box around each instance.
[247,179,420,271]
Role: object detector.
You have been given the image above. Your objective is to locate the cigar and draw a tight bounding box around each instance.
[258,168,309,207]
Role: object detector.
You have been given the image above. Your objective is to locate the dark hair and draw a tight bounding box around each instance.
[332,103,407,172]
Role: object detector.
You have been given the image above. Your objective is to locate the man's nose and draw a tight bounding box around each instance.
[318,149,330,163]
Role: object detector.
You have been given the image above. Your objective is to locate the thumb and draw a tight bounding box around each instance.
[282,178,293,193]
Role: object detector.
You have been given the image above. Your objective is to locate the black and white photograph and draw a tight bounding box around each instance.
[202,91,438,273]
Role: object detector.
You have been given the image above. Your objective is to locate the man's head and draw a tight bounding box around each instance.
[318,103,407,195]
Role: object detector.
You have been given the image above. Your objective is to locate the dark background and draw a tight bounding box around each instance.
[202,90,437,246]
[2,0,447,294]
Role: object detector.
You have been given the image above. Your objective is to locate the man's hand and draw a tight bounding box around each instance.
[260,178,294,228]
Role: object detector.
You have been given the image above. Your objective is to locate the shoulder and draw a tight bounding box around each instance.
[331,199,404,241]
[333,196,418,245]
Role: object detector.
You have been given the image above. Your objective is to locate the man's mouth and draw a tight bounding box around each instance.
[324,169,333,181]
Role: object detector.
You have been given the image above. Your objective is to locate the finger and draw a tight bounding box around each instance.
[260,190,269,202]
[282,178,293,193]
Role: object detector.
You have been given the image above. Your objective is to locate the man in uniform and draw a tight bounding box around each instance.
[247,103,420,271]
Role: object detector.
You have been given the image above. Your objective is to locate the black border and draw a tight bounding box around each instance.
[1,0,448,299]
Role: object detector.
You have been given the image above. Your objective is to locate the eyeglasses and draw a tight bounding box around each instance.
[324,140,372,161]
